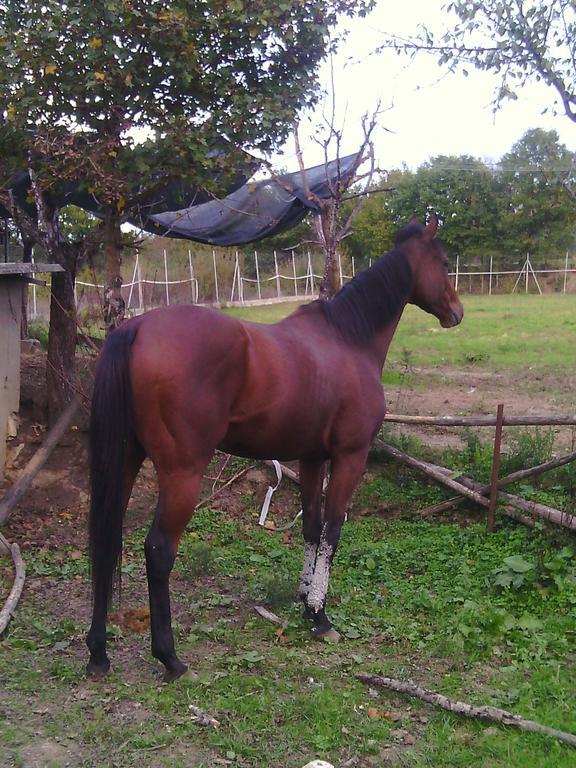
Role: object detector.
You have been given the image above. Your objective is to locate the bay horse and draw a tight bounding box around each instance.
[86,216,463,681]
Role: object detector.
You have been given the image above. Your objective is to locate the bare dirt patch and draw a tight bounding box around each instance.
[385,364,576,451]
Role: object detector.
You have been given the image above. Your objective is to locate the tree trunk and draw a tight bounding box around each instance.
[316,200,341,301]
[318,246,340,301]
[25,177,79,426]
[102,212,125,334]
[46,245,78,426]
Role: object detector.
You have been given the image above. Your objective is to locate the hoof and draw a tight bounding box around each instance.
[311,627,341,643]
[162,660,188,683]
[86,657,110,678]
[302,606,314,621]
[173,669,198,684]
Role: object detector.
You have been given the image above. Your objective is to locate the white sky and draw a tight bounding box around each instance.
[274,0,576,173]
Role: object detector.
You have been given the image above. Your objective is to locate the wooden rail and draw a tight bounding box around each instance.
[384,413,576,427]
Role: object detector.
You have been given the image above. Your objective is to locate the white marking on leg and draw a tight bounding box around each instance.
[299,541,317,600]
[307,535,333,612]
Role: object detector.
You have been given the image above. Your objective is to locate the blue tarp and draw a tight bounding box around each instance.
[3,153,359,247]
[135,154,359,246]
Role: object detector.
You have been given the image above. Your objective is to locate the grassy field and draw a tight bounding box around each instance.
[1,471,575,768]
[2,294,575,767]
[224,293,576,373]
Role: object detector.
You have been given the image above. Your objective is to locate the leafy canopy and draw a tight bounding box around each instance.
[378,1,576,124]
[0,0,372,208]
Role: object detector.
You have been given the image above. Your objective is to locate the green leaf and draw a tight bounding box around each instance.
[503,556,533,573]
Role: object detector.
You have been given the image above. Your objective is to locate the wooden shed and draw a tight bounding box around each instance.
[0,262,63,479]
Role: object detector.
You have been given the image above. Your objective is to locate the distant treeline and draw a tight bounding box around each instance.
[342,128,576,270]
[72,127,576,292]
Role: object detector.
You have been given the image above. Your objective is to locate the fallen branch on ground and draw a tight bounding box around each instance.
[188,704,221,728]
[264,460,300,484]
[376,441,576,531]
[448,474,576,531]
[416,448,576,519]
[375,442,491,509]
[357,674,576,749]
[194,464,256,511]
[0,398,79,526]
[254,605,285,626]
[0,531,26,636]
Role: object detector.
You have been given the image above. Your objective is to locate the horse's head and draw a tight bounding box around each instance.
[399,216,463,328]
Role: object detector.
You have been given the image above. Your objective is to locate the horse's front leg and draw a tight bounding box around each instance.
[297,458,326,620]
[300,450,368,640]
[146,470,204,682]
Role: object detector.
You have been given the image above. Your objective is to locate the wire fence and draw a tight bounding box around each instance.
[26,249,576,321]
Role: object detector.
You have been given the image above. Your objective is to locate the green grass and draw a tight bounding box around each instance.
[223,294,576,373]
[2,492,576,767]
[31,293,576,374]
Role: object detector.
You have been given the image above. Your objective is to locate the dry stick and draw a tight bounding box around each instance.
[0,532,26,636]
[384,413,576,427]
[357,674,576,749]
[264,460,300,484]
[194,464,256,511]
[0,398,80,526]
[188,705,221,728]
[254,605,285,626]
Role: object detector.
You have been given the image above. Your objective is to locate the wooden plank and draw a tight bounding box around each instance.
[384,413,576,427]
[487,404,505,532]
[0,262,64,275]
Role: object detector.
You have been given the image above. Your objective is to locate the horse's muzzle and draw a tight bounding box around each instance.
[441,306,464,328]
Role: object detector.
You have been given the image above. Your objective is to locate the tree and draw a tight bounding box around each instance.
[389,156,502,263]
[340,170,401,266]
[287,101,381,299]
[377,1,576,129]
[0,0,372,416]
[497,128,576,259]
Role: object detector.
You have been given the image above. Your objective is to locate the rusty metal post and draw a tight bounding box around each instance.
[487,403,505,532]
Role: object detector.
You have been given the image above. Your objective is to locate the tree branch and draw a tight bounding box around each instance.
[357,674,576,749]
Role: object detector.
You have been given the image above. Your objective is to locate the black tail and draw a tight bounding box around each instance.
[89,323,139,606]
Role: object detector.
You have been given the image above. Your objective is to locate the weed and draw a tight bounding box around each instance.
[503,428,556,475]
[176,541,216,579]
[27,320,49,349]
[493,555,535,589]
[254,572,297,609]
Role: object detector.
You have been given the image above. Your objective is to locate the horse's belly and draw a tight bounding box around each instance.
[218,413,329,462]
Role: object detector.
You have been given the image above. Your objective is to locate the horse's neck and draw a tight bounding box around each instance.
[368,305,406,370]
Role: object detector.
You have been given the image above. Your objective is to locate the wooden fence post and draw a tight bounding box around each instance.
[487,403,505,532]
[212,249,219,303]
[292,250,298,297]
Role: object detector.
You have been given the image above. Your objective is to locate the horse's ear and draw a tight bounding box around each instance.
[423,215,438,242]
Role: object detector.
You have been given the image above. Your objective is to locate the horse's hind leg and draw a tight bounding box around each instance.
[86,451,143,676]
[145,467,206,682]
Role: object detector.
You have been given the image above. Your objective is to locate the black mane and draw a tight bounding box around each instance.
[318,243,414,345]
